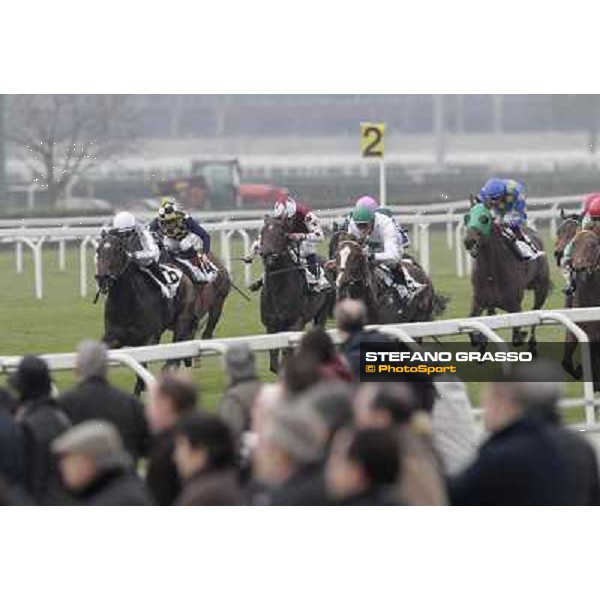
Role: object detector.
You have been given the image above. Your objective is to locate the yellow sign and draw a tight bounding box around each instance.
[360,122,385,158]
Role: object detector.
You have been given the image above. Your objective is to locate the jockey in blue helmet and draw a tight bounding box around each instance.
[478,178,544,261]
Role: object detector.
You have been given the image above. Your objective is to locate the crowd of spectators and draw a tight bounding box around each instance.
[1,298,599,506]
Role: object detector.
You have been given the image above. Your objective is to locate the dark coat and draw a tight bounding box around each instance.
[340,329,395,378]
[18,397,71,504]
[175,468,241,506]
[59,377,150,464]
[0,409,25,486]
[73,467,152,506]
[145,429,181,506]
[267,463,330,506]
[449,416,600,506]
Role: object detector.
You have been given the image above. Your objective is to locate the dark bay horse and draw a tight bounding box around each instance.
[463,202,551,351]
[332,234,445,323]
[96,231,231,392]
[258,216,334,372]
[559,229,600,384]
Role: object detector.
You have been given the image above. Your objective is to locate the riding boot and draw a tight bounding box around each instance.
[563,269,577,296]
[305,253,323,292]
[390,266,411,313]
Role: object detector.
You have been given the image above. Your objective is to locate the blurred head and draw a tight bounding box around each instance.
[8,355,52,402]
[297,328,336,363]
[146,373,197,434]
[482,360,566,432]
[354,382,417,429]
[253,403,326,486]
[52,421,129,491]
[76,340,108,381]
[224,343,257,386]
[298,381,354,446]
[282,352,322,396]
[174,412,237,480]
[326,427,400,500]
[334,299,367,338]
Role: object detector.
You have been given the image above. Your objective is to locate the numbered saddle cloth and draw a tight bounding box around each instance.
[160,264,184,294]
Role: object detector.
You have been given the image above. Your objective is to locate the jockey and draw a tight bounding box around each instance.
[111,211,173,298]
[245,190,329,292]
[348,206,424,313]
[563,195,600,295]
[477,177,545,261]
[149,197,217,284]
[356,195,411,249]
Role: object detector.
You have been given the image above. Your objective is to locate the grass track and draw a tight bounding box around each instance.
[0,227,587,417]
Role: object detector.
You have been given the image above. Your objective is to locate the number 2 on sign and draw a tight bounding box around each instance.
[361,123,385,158]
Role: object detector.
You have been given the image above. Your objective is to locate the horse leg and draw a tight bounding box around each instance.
[468,301,485,348]
[201,288,228,339]
[562,332,582,380]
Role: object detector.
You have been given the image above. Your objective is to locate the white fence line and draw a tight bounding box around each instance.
[1,307,599,427]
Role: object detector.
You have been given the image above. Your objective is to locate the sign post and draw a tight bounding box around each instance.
[360,122,386,206]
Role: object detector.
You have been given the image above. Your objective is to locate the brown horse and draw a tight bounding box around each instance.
[553,210,582,377]
[96,231,231,393]
[257,216,335,372]
[332,233,444,324]
[560,229,600,384]
[463,202,551,351]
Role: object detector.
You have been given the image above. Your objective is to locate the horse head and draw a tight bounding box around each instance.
[259,216,290,269]
[95,230,133,292]
[335,237,371,300]
[555,211,582,266]
[463,203,493,259]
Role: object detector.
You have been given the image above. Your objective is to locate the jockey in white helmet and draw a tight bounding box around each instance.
[111,211,173,298]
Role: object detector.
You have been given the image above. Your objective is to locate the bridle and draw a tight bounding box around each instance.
[96,232,133,291]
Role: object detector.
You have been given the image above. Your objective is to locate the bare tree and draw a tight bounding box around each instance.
[213,94,233,137]
[7,94,140,207]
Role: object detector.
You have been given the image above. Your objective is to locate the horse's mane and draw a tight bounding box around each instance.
[571,230,600,270]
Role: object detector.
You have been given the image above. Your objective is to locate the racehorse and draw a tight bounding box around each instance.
[332,233,445,323]
[554,209,582,377]
[463,202,551,351]
[257,216,335,373]
[95,230,231,393]
[557,228,600,384]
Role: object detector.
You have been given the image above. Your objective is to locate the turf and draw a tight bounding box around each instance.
[0,226,588,418]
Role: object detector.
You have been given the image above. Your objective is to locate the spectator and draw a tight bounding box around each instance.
[334,299,394,378]
[145,374,197,505]
[59,340,150,464]
[326,427,400,505]
[354,383,448,505]
[173,413,241,505]
[299,381,354,448]
[296,328,353,383]
[252,402,328,505]
[281,352,323,396]
[0,388,24,488]
[218,343,262,436]
[52,421,152,506]
[9,356,71,504]
[431,377,478,476]
[449,368,600,506]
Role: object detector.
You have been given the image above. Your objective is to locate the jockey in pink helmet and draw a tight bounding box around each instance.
[355,195,379,212]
